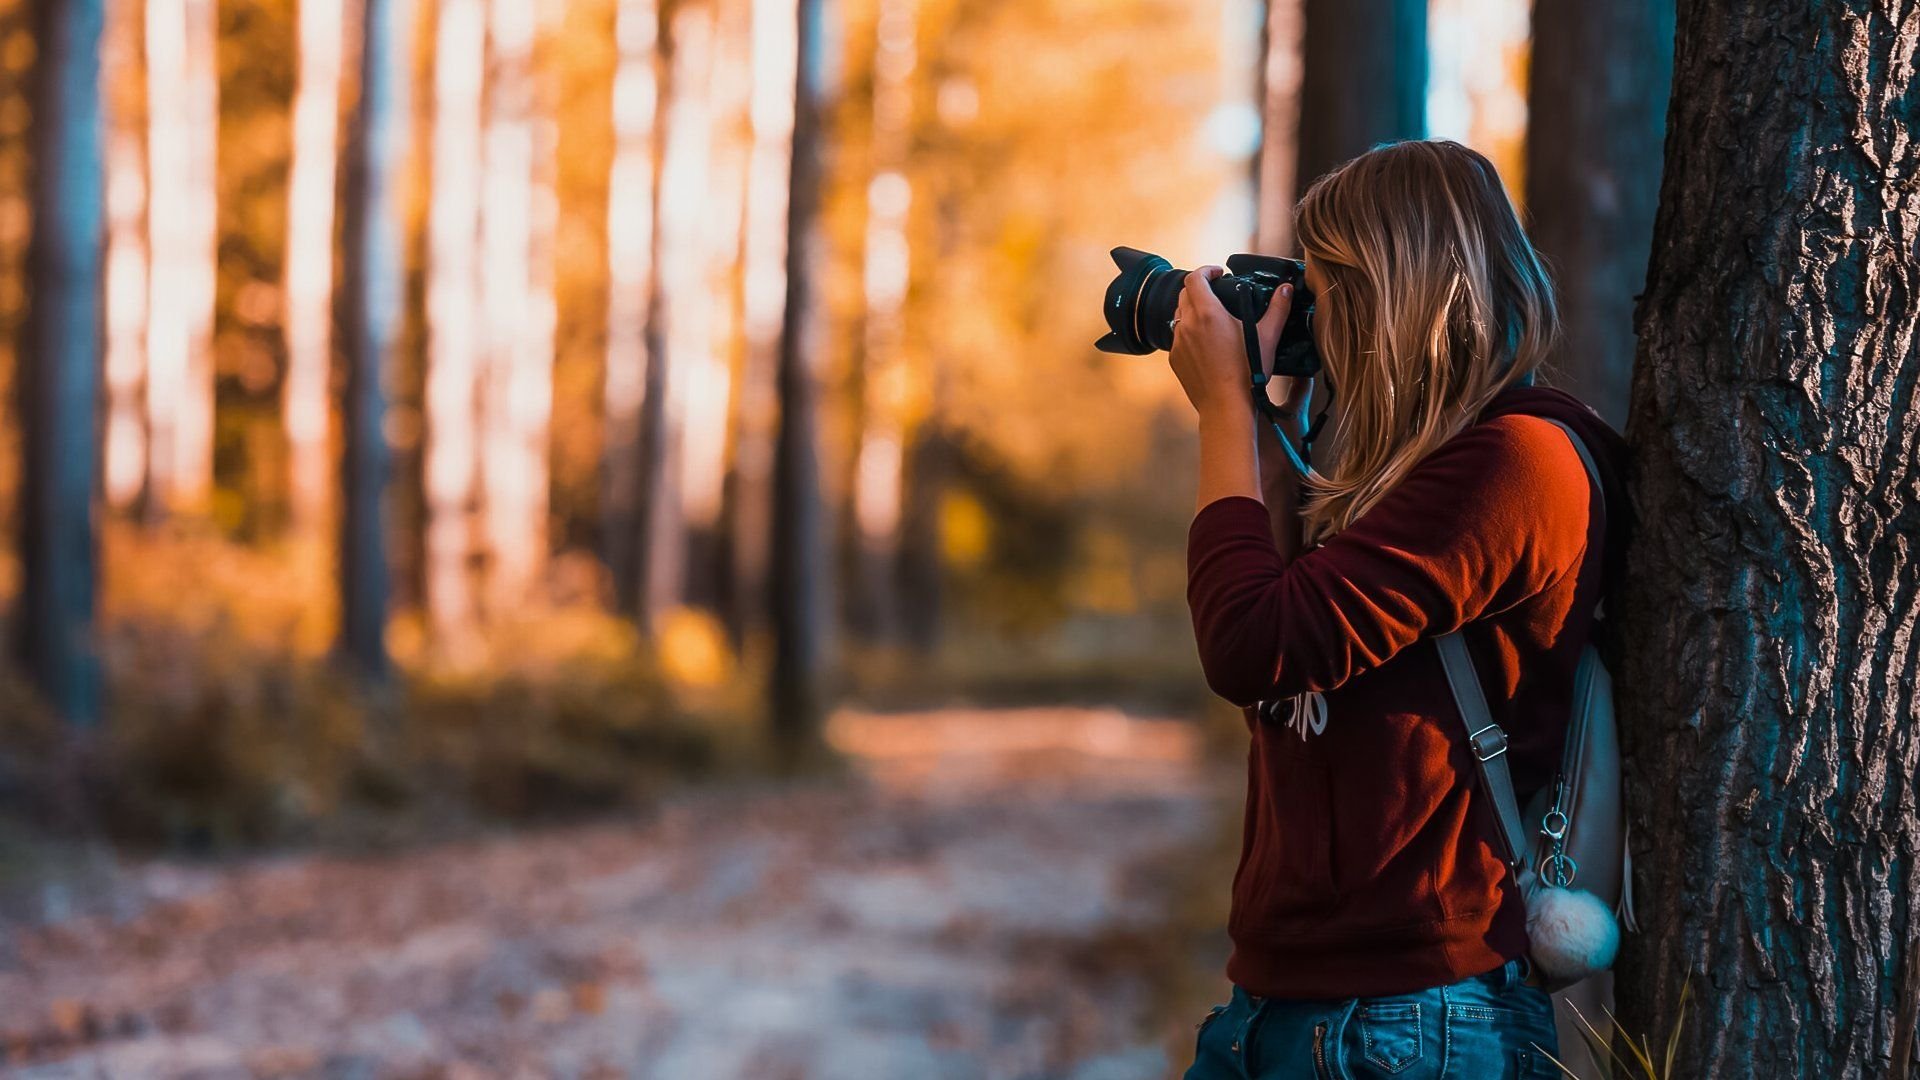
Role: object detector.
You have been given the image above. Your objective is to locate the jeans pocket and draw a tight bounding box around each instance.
[1358,1002,1424,1074]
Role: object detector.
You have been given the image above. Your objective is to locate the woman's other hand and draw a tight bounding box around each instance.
[1168,266,1294,419]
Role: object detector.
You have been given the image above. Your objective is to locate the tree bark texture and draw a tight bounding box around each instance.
[1295,0,1424,188]
[1524,0,1673,427]
[338,0,412,682]
[1615,1,1920,1075]
[16,0,105,727]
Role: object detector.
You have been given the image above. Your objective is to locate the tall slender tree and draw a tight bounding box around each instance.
[16,0,106,726]
[477,0,556,616]
[724,0,801,644]
[102,0,149,510]
[1615,1,1920,1075]
[282,0,348,535]
[1254,0,1302,254]
[423,0,486,656]
[602,0,663,620]
[338,0,413,682]
[846,0,917,642]
[142,0,218,515]
[1295,0,1423,186]
[770,0,834,760]
[1524,0,1672,426]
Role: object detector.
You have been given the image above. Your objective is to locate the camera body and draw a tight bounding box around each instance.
[1095,246,1320,378]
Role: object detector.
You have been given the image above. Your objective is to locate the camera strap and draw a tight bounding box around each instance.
[1236,282,1331,480]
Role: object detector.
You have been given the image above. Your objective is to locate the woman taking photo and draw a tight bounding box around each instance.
[1173,139,1631,1079]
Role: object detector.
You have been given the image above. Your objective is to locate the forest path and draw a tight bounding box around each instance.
[0,707,1228,1079]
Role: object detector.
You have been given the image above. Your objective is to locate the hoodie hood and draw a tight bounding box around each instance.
[1478,383,1634,609]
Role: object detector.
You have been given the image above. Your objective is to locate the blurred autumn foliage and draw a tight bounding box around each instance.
[0,0,1244,845]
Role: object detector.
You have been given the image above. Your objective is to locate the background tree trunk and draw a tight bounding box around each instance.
[1254,0,1302,255]
[602,0,662,621]
[1295,0,1423,187]
[1524,0,1672,427]
[423,0,486,657]
[142,0,219,516]
[477,0,554,616]
[338,0,412,683]
[846,0,916,643]
[102,0,149,510]
[15,0,105,727]
[282,0,347,537]
[724,0,801,646]
[770,0,834,762]
[1615,1,1920,1074]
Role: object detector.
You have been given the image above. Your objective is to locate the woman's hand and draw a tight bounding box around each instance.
[1168,267,1295,419]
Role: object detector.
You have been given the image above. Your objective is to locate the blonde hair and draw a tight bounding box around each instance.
[1293,139,1559,544]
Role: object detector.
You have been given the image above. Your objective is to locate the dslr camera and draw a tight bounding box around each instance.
[1094,246,1319,379]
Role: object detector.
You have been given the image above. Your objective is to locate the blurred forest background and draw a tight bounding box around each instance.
[0,0,1571,846]
[0,0,1681,1072]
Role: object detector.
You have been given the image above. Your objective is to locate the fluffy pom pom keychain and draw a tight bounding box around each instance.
[1524,882,1620,984]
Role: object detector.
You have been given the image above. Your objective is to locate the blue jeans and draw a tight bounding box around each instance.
[1182,959,1561,1079]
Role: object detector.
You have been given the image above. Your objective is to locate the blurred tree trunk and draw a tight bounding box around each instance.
[1614,1,1920,1075]
[102,0,149,510]
[476,0,554,616]
[846,0,916,643]
[338,0,412,683]
[15,0,105,726]
[601,0,663,621]
[142,0,218,515]
[682,0,751,616]
[723,0,800,646]
[643,2,715,628]
[282,0,347,536]
[770,0,833,760]
[423,0,485,657]
[1523,0,1672,427]
[1254,0,1301,254]
[1295,0,1423,186]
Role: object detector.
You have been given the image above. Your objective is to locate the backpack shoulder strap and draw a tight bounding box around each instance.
[1436,415,1606,881]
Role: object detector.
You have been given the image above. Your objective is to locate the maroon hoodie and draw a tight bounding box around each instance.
[1185,384,1631,998]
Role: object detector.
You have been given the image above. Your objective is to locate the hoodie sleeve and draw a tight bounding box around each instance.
[1185,415,1596,707]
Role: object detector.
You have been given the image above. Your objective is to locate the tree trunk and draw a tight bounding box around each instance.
[847,0,916,643]
[769,0,833,761]
[602,0,662,620]
[141,0,217,516]
[724,0,800,646]
[15,0,105,727]
[476,0,554,616]
[337,0,412,683]
[642,2,715,628]
[282,0,347,536]
[1523,0,1672,427]
[1295,0,1423,187]
[102,0,149,510]
[1254,0,1302,254]
[1615,1,1920,1075]
[423,0,486,657]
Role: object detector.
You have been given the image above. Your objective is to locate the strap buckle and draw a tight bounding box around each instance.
[1468,723,1509,762]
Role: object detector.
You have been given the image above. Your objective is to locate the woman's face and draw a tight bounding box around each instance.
[1304,254,1330,298]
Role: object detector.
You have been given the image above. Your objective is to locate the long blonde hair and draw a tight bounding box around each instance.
[1293,139,1559,544]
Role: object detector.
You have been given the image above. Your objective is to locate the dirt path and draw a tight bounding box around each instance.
[0,708,1228,1079]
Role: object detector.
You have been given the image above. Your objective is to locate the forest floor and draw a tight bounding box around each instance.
[0,706,1237,1079]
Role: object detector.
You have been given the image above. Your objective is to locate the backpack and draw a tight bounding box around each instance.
[1434,416,1636,993]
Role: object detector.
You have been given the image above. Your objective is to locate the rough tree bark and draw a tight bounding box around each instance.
[1295,0,1423,187]
[15,0,105,727]
[1615,1,1920,1075]
[337,0,412,683]
[769,0,834,761]
[1524,0,1673,427]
